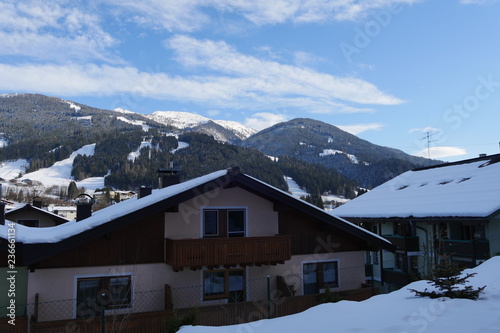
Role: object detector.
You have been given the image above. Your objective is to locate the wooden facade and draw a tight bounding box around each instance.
[31,212,165,269]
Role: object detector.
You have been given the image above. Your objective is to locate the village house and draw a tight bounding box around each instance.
[1,167,394,331]
[333,153,500,290]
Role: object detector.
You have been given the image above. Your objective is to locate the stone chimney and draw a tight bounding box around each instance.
[75,194,94,222]
[158,160,181,189]
[138,186,152,199]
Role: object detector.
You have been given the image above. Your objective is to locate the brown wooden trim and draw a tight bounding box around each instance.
[165,235,292,270]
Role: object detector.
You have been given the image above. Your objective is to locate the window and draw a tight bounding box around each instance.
[17,219,39,227]
[203,269,245,302]
[227,210,245,237]
[203,208,246,238]
[393,222,412,237]
[76,275,131,318]
[203,210,219,236]
[303,261,338,295]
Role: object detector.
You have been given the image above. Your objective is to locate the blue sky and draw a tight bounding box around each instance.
[1,0,499,162]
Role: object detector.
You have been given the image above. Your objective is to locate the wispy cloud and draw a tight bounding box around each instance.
[413,146,467,159]
[0,1,118,63]
[408,126,440,134]
[459,0,497,4]
[337,123,384,135]
[102,0,422,29]
[244,112,288,131]
[166,35,403,107]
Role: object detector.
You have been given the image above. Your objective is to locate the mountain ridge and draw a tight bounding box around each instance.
[0,94,438,204]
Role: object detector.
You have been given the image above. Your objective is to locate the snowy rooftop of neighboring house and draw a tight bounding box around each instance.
[0,170,228,244]
[332,154,500,219]
[0,168,390,247]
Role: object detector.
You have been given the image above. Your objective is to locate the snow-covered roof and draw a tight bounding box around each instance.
[332,154,500,219]
[0,167,393,253]
[0,169,228,244]
[5,203,70,222]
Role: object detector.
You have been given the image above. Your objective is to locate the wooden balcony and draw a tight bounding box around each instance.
[383,235,420,252]
[165,235,292,271]
[436,238,490,260]
[382,268,414,286]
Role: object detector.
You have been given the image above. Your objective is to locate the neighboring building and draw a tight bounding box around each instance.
[333,153,500,289]
[0,167,394,329]
[47,204,77,220]
[6,202,70,228]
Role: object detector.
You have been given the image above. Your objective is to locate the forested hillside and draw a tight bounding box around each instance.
[0,94,434,208]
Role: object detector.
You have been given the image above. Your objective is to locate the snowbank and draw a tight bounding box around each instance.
[179,257,500,333]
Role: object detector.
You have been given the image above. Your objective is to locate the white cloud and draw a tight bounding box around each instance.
[166,35,403,106]
[0,1,118,63]
[103,0,422,29]
[0,30,402,114]
[408,126,440,134]
[459,0,497,4]
[337,123,384,135]
[413,146,467,159]
[244,113,288,131]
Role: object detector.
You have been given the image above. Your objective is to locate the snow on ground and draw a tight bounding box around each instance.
[20,144,103,189]
[180,256,500,333]
[284,176,309,199]
[149,111,210,129]
[116,116,150,131]
[320,149,359,164]
[171,141,189,153]
[128,139,154,161]
[113,108,135,114]
[67,101,81,112]
[0,159,28,180]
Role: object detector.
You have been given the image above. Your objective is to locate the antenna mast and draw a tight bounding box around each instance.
[421,131,439,162]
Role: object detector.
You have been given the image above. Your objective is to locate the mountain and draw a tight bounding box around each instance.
[0,94,437,207]
[147,111,256,142]
[242,118,439,188]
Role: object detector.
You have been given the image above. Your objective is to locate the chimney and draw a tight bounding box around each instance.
[75,194,94,222]
[138,186,152,199]
[479,153,487,157]
[158,160,181,189]
[32,196,43,209]
[0,184,5,225]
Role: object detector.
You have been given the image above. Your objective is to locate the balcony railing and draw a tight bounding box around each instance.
[383,235,420,252]
[165,235,292,271]
[382,268,415,286]
[435,238,490,260]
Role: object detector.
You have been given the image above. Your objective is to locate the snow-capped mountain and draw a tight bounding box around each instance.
[148,111,256,142]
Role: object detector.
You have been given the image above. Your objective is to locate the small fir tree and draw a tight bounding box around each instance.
[409,259,486,300]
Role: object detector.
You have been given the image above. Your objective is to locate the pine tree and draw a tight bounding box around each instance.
[409,259,486,300]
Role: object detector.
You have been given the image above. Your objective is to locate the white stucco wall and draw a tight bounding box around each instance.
[164,186,279,239]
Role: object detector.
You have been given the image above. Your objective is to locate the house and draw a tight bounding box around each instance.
[5,200,70,228]
[0,167,395,330]
[332,153,500,290]
[46,204,77,220]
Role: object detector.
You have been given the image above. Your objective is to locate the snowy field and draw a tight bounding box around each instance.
[180,256,500,333]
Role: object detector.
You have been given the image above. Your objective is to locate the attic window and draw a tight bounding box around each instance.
[438,181,452,185]
[397,185,409,190]
[458,177,471,183]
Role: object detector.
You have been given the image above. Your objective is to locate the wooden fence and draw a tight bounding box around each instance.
[0,287,376,332]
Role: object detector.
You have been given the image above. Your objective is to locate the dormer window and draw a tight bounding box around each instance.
[203,208,246,238]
